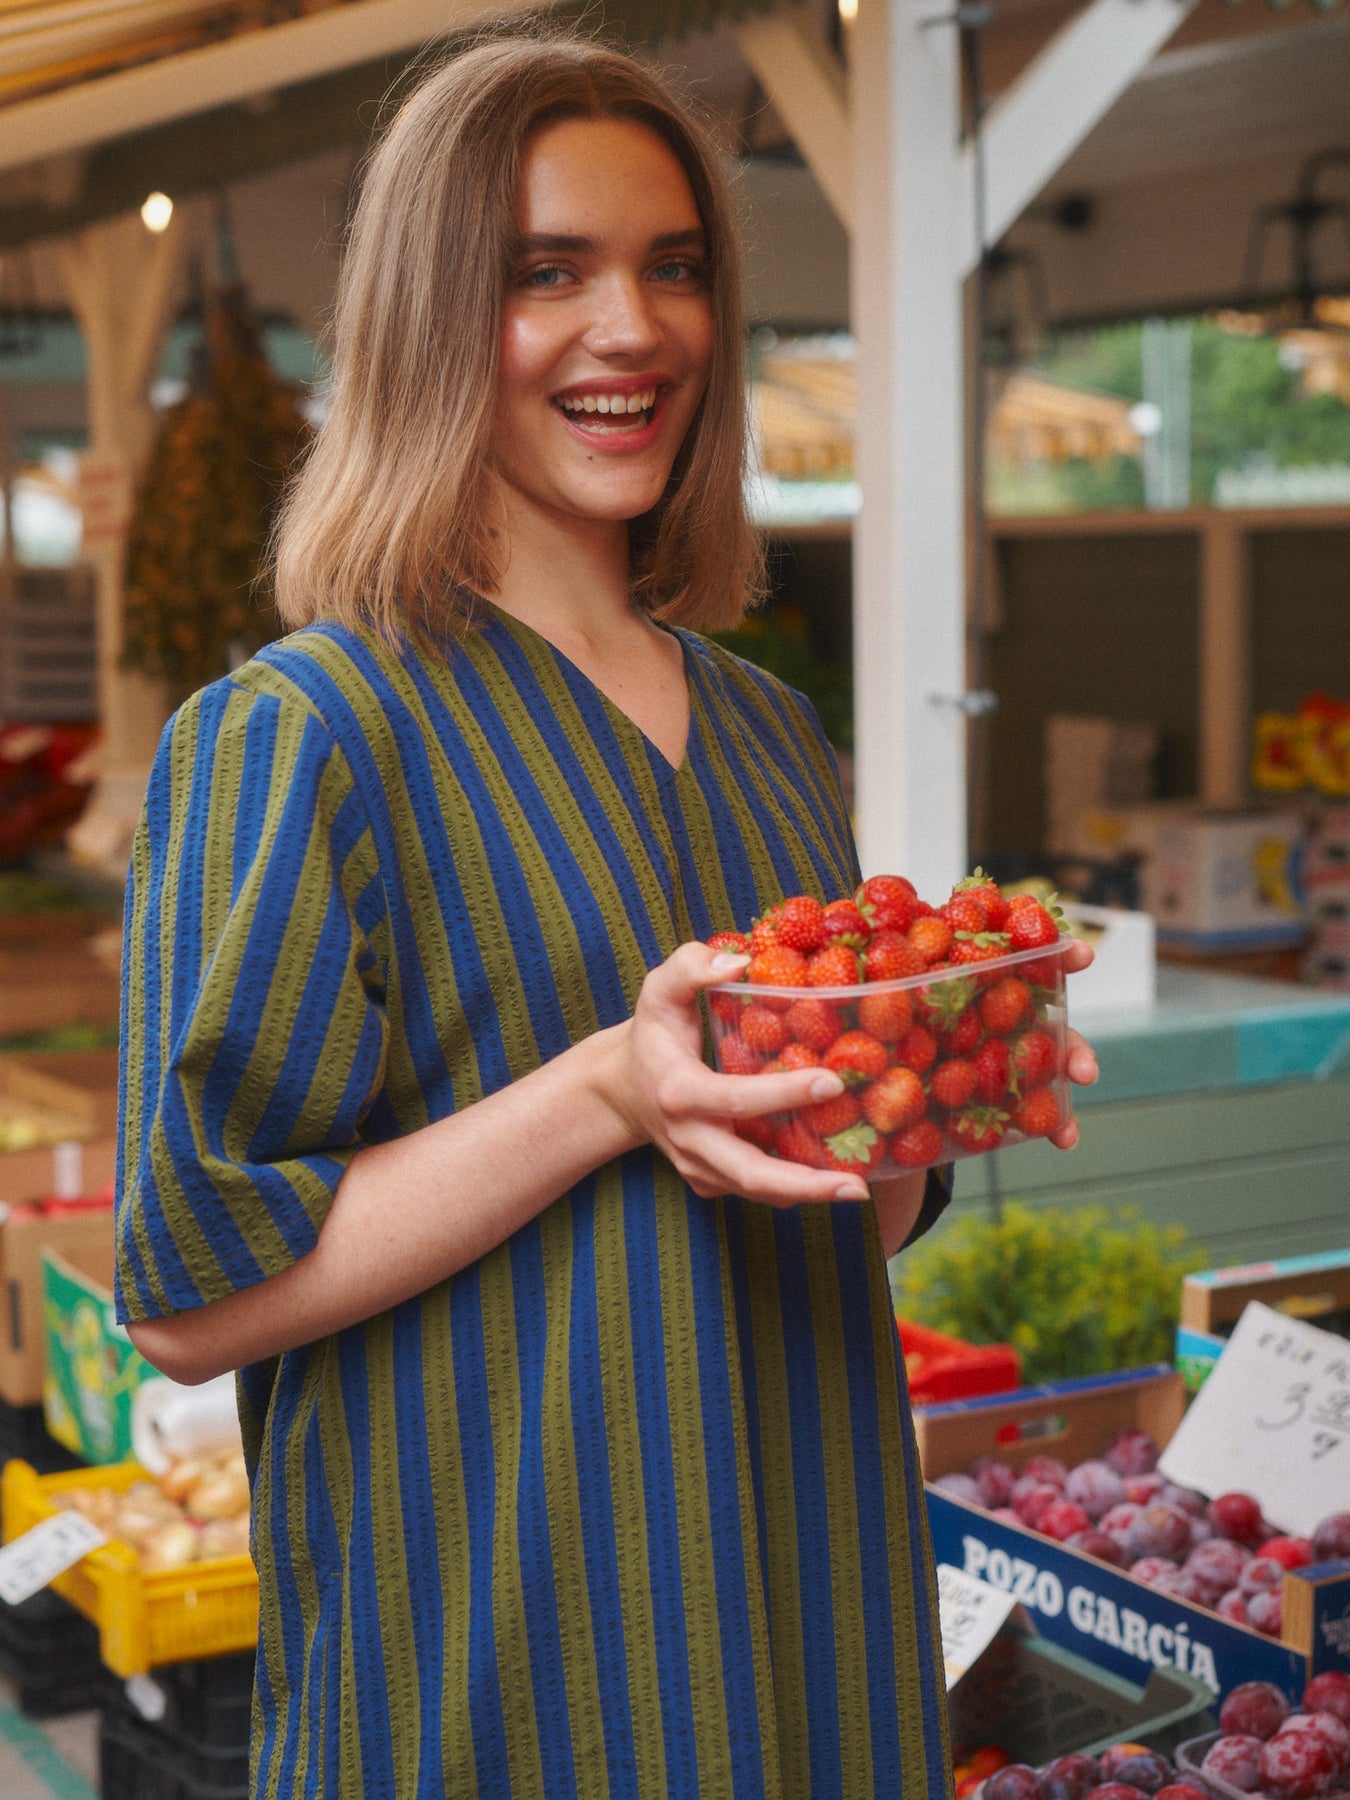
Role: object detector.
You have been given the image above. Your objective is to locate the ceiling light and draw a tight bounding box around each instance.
[140,192,173,233]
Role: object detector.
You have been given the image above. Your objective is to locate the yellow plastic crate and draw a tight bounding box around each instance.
[1,1458,258,1676]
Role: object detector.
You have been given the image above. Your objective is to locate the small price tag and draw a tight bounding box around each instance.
[937,1563,1018,1689]
[1158,1299,1350,1537]
[0,1512,108,1606]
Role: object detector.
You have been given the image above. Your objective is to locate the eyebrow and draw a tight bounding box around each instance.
[514,228,708,256]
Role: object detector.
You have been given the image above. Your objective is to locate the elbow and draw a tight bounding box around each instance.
[125,1316,232,1387]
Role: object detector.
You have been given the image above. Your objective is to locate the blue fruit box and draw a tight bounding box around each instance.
[916,1365,1350,1705]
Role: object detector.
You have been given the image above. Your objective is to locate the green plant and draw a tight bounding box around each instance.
[890,1201,1206,1384]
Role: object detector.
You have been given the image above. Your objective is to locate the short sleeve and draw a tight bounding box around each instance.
[116,676,389,1324]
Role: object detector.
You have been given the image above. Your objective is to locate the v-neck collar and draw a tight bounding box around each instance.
[479,600,697,777]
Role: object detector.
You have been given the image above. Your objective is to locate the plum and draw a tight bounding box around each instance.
[1149,1565,1206,1602]
[1040,1754,1101,1800]
[1085,1785,1150,1800]
[1064,1460,1126,1521]
[1020,1454,1069,1489]
[1239,1556,1285,1596]
[1125,1503,1193,1563]
[1201,1734,1266,1792]
[1039,1499,1094,1542]
[1100,1502,1143,1542]
[991,1507,1022,1526]
[1261,1724,1343,1798]
[1129,1555,1179,1586]
[1214,1587,1250,1623]
[1219,1680,1292,1741]
[1313,1513,1350,1562]
[1153,1787,1208,1800]
[1185,1537,1251,1600]
[1100,1745,1153,1778]
[1304,1674,1350,1728]
[1247,1587,1284,1636]
[1293,1713,1350,1771]
[1067,1528,1126,1568]
[1209,1491,1266,1544]
[1158,1482,1206,1517]
[1124,1474,1165,1505]
[1011,1477,1062,1528]
[1107,1752,1173,1793]
[984,1764,1043,1800]
[970,1456,1017,1509]
[934,1472,985,1505]
[1103,1428,1159,1477]
[1261,1536,1315,1571]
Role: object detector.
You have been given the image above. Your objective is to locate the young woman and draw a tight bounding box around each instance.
[117,35,1096,1800]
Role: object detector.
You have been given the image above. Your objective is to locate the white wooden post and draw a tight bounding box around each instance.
[59,205,201,877]
[850,0,968,894]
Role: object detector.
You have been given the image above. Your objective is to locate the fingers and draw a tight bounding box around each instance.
[1062,938,1095,974]
[1049,1115,1080,1151]
[673,1119,870,1206]
[645,941,749,1014]
[1064,1027,1099,1087]
[663,1060,848,1122]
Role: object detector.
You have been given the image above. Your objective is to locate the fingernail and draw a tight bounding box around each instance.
[710,952,750,976]
[809,1073,846,1099]
[836,1182,869,1201]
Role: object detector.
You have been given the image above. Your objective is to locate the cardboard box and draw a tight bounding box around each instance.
[0,1048,119,1138]
[1061,902,1157,1013]
[917,1365,1350,1703]
[0,1196,114,1407]
[1138,807,1309,951]
[1176,1249,1350,1391]
[0,943,120,1041]
[42,1242,154,1465]
[0,1132,117,1210]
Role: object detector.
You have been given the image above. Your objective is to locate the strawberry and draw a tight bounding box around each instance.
[858,987,913,1043]
[953,869,1010,930]
[707,929,750,955]
[773,894,826,954]
[856,874,920,933]
[929,1058,977,1110]
[807,944,863,988]
[1007,901,1060,953]
[749,913,782,955]
[942,893,989,936]
[860,1066,927,1134]
[949,930,1011,968]
[735,1114,777,1150]
[777,1041,823,1071]
[913,973,977,1034]
[802,1090,863,1136]
[717,1033,764,1076]
[747,944,808,996]
[864,930,925,983]
[1009,1028,1058,1091]
[774,1119,830,1167]
[940,1008,982,1057]
[973,1037,1011,1104]
[782,996,845,1053]
[820,898,871,947]
[907,915,954,966]
[823,1030,889,1086]
[824,1121,887,1176]
[947,1106,1008,1155]
[890,1118,944,1168]
[979,976,1032,1037]
[893,1023,939,1074]
[709,989,743,1028]
[1011,1088,1062,1138]
[740,1004,787,1056]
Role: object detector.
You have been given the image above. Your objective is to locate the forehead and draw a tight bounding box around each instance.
[516,116,703,233]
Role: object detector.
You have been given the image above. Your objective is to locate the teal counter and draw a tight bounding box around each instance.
[947,968,1350,1268]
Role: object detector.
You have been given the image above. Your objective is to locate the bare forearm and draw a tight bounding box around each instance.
[127,1023,638,1384]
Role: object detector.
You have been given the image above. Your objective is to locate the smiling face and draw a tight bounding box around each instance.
[491,115,716,549]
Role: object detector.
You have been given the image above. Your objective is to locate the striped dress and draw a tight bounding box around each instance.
[116,609,953,1800]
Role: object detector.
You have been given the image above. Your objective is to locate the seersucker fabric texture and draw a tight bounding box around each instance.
[116,610,954,1800]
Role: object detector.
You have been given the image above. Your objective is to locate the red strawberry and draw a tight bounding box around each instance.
[890,1118,944,1168]
[824,1030,889,1086]
[747,944,808,996]
[774,1120,830,1167]
[907,915,954,966]
[1007,902,1060,952]
[707,930,750,955]
[740,1004,787,1056]
[860,1066,927,1134]
[973,1038,1011,1104]
[808,944,863,988]
[940,1007,982,1057]
[717,1033,765,1076]
[782,996,845,1053]
[1010,1028,1058,1091]
[777,1041,823,1071]
[802,1090,863,1136]
[929,1058,977,1110]
[821,898,871,947]
[864,930,925,983]
[736,1114,777,1150]
[979,976,1032,1037]
[947,1106,1008,1155]
[953,870,1010,931]
[749,912,781,955]
[950,931,1012,968]
[893,1024,939,1074]
[1011,1088,1062,1138]
[914,974,978,1035]
[709,990,743,1028]
[942,893,989,936]
[858,987,914,1043]
[824,1121,887,1176]
[856,874,920,933]
[773,894,826,954]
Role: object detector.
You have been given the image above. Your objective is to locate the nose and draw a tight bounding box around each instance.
[582,271,661,359]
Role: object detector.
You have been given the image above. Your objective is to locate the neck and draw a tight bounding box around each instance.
[490,483,637,646]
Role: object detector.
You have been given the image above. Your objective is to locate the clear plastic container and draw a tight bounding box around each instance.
[707,937,1074,1177]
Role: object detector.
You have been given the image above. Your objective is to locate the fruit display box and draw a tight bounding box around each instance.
[898,1317,1021,1405]
[917,1366,1350,1704]
[1176,1250,1350,1393]
[0,1191,113,1407]
[950,1625,1215,1762]
[0,1459,258,1677]
[41,1242,157,1464]
[708,939,1073,1176]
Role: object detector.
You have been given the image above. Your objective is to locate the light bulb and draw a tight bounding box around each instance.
[141,192,173,233]
[838,0,858,21]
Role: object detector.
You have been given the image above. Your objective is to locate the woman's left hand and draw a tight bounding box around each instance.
[1049,935,1100,1150]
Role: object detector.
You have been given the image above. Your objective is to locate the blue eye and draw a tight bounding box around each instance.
[521,264,569,289]
[652,259,703,284]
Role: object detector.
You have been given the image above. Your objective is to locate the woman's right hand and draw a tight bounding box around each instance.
[607,942,871,1206]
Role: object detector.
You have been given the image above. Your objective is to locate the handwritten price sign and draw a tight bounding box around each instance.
[936,1564,1018,1689]
[1158,1299,1350,1537]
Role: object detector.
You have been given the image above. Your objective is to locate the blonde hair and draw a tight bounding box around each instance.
[272,33,764,638]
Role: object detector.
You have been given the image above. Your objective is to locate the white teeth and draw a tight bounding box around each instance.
[557,388,657,417]
[583,396,597,413]
[595,396,611,414]
[625,395,643,414]
[609,394,626,413]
